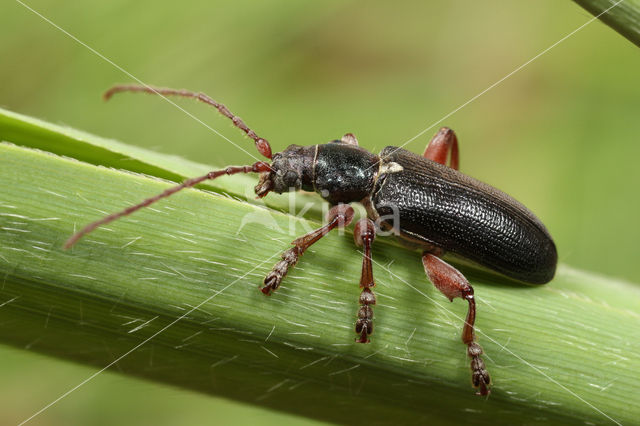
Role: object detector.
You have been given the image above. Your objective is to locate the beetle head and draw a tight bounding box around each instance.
[255,144,316,197]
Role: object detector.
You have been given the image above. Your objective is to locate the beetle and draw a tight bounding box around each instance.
[64,84,558,396]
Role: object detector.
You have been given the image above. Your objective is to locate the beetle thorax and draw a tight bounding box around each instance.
[313,143,380,204]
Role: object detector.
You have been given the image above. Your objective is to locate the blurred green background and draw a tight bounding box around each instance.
[1,0,638,424]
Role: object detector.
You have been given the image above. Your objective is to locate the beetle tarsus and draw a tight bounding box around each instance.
[262,247,299,294]
[468,342,491,395]
[355,290,375,343]
[354,219,376,343]
[355,311,373,343]
[422,253,491,396]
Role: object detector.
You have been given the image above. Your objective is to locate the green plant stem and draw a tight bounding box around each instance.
[573,0,640,47]
[1,109,640,424]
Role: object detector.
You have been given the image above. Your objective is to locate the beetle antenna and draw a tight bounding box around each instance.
[103,84,273,159]
[63,161,271,249]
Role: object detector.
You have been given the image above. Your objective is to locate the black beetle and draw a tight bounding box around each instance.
[65,84,558,396]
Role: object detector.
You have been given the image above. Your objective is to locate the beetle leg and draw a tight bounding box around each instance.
[262,204,354,295]
[329,133,359,146]
[353,218,377,343]
[341,133,359,146]
[423,127,459,170]
[422,253,491,396]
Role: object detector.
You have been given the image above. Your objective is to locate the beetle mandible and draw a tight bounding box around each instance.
[64,84,558,396]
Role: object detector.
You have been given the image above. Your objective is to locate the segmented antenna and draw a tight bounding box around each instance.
[63,162,271,249]
[103,84,273,159]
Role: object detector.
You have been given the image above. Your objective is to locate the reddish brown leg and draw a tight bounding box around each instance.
[104,84,272,159]
[422,253,491,396]
[353,218,376,343]
[63,162,271,249]
[340,133,359,146]
[262,205,354,295]
[423,127,459,170]
[329,133,358,146]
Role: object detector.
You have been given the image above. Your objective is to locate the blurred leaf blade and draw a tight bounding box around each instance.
[1,112,640,424]
[573,0,640,47]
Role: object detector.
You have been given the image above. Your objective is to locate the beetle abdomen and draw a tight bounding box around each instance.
[373,147,557,284]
